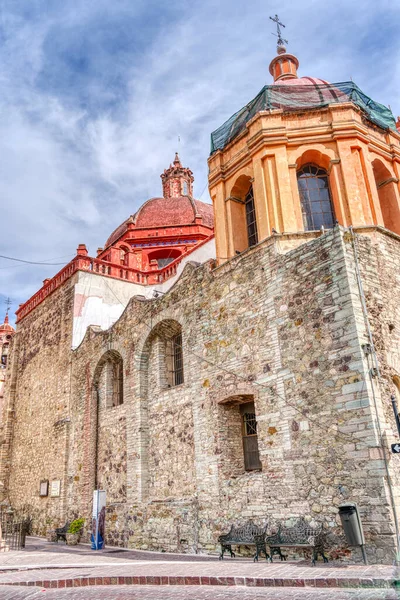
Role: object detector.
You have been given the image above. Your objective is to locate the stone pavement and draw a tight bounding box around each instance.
[0,538,398,599]
[0,585,399,599]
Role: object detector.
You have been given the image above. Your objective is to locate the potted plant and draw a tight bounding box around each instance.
[66,518,85,545]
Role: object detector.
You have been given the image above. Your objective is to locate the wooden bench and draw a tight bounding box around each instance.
[218,520,269,562]
[55,522,70,543]
[266,518,328,566]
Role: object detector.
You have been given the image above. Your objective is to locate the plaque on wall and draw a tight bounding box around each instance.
[39,480,49,497]
[50,480,61,497]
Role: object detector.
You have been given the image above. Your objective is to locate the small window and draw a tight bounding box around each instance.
[297,164,335,231]
[166,332,184,387]
[173,333,184,385]
[183,181,188,195]
[112,360,124,406]
[245,186,258,247]
[101,354,124,408]
[240,402,261,471]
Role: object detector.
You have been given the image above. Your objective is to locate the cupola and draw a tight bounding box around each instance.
[0,313,14,335]
[160,152,194,198]
[269,44,299,82]
[268,14,299,82]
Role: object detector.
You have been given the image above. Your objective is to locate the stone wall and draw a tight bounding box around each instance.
[4,274,77,533]
[4,227,400,562]
[353,229,400,556]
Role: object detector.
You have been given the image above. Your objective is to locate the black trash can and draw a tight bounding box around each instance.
[338,503,367,564]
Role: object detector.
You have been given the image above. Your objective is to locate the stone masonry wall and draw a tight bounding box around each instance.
[4,227,400,562]
[354,230,400,546]
[4,275,77,533]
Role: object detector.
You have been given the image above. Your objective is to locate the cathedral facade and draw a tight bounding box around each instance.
[2,43,400,564]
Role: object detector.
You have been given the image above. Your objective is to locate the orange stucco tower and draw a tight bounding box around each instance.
[208,36,400,264]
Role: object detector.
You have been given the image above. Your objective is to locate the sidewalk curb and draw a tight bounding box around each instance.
[0,574,396,590]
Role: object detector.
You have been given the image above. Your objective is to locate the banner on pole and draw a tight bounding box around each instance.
[91,490,106,550]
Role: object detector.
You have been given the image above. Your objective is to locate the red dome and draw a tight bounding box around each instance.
[105,196,214,248]
[273,76,347,106]
[0,314,14,333]
[274,76,329,86]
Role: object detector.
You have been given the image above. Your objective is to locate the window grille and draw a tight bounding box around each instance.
[103,358,123,407]
[112,360,124,406]
[172,333,184,386]
[297,164,335,231]
[240,402,261,471]
[245,186,258,247]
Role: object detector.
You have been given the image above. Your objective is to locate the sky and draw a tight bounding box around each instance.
[0,0,399,324]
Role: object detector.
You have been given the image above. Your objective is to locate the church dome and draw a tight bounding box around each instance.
[104,154,214,248]
[274,76,329,86]
[105,196,214,247]
[268,42,343,104]
[135,196,213,229]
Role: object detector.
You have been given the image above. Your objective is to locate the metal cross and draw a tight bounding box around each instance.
[4,297,12,316]
[269,14,288,47]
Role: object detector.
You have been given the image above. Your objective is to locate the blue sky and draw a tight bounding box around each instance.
[0,0,399,324]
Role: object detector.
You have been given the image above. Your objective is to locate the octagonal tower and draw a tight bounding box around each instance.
[208,44,400,263]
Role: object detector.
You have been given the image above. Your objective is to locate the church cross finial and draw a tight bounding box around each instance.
[269,14,288,47]
[4,297,12,323]
[4,297,11,313]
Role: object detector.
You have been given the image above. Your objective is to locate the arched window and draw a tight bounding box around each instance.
[142,320,184,390]
[245,185,258,247]
[94,351,124,408]
[168,332,184,386]
[1,343,8,368]
[297,164,335,231]
[120,246,130,266]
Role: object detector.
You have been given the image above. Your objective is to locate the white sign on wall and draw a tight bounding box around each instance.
[50,480,61,497]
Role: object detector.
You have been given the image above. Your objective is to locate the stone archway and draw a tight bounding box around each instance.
[91,351,127,510]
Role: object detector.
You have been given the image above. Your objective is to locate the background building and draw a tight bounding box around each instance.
[0,311,15,426]
[2,41,400,564]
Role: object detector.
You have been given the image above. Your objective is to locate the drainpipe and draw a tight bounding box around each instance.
[94,385,100,490]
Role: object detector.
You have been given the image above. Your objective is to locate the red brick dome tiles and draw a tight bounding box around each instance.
[105,196,214,248]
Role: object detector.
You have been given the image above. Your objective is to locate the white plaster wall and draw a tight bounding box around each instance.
[72,238,215,348]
